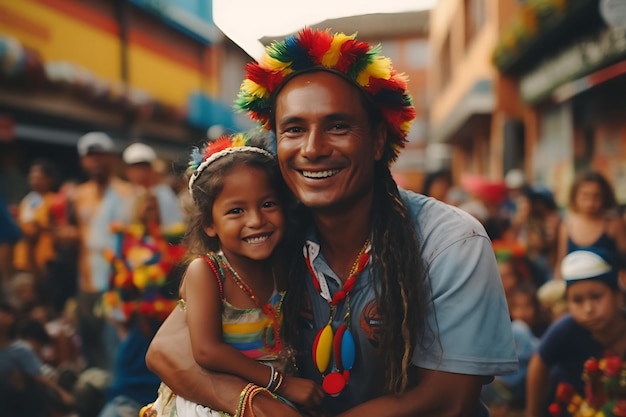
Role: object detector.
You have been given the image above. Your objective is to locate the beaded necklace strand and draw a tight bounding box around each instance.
[218,253,283,354]
[305,239,371,396]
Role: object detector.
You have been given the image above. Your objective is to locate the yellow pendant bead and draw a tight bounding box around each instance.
[312,324,334,373]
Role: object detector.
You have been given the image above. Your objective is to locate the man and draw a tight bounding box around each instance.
[72,132,133,371]
[146,28,516,416]
[122,142,183,229]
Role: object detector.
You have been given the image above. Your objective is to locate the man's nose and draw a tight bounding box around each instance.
[302,128,331,160]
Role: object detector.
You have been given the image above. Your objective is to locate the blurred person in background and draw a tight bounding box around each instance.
[0,193,22,291]
[504,186,560,285]
[97,188,183,417]
[14,158,60,283]
[502,169,528,219]
[47,178,80,316]
[70,132,133,372]
[554,171,626,280]
[0,301,75,417]
[421,169,453,203]
[526,249,626,417]
[122,142,183,230]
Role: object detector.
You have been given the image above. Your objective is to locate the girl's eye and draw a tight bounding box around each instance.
[263,201,279,208]
[227,208,243,215]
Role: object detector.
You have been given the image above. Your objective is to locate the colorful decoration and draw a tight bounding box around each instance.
[187,132,274,197]
[548,352,626,417]
[102,221,186,323]
[305,239,371,396]
[235,27,416,166]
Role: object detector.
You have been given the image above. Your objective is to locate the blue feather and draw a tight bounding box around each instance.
[188,147,203,171]
[284,36,314,71]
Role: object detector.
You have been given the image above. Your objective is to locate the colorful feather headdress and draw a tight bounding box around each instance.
[188,132,274,197]
[235,28,416,165]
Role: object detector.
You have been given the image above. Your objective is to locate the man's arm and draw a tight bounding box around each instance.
[146,305,302,417]
[525,353,550,417]
[337,368,484,417]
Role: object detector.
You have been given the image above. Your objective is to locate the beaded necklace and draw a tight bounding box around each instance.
[218,253,283,355]
[304,239,371,396]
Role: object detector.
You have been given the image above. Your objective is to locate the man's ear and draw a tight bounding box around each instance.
[203,224,217,238]
[373,124,387,161]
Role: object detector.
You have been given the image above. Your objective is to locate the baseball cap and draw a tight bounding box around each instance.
[561,249,618,288]
[504,169,525,189]
[77,132,115,156]
[123,142,157,165]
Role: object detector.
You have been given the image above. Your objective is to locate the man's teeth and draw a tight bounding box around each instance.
[302,169,340,179]
[245,235,269,244]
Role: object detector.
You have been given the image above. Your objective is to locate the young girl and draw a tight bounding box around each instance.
[555,171,626,279]
[147,133,323,417]
[526,248,626,417]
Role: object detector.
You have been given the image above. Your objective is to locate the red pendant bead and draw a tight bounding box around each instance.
[322,371,347,397]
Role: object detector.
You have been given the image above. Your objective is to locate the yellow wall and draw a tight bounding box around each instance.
[0,0,216,108]
[128,45,215,107]
[0,0,121,82]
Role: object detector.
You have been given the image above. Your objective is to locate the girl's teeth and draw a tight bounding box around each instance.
[245,235,268,244]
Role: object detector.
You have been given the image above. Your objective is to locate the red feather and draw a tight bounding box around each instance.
[203,136,233,159]
[245,62,285,93]
[298,28,333,64]
[336,40,370,73]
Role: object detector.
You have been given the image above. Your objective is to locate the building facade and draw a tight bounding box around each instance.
[429,0,523,185]
[493,0,626,205]
[0,0,240,200]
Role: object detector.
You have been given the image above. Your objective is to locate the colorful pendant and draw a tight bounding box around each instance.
[341,327,356,371]
[312,324,333,374]
[323,371,346,397]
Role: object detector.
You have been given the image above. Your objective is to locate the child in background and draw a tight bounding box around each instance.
[555,171,626,280]
[0,301,75,417]
[526,249,626,417]
[509,283,549,339]
[144,133,323,417]
[536,279,567,324]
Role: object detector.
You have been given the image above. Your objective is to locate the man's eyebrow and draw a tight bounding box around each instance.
[277,112,356,126]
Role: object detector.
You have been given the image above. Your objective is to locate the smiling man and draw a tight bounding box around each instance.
[146,28,516,417]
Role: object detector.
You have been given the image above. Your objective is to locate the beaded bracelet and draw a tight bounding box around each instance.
[234,383,274,417]
[234,383,256,417]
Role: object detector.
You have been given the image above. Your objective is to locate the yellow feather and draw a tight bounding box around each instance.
[241,79,268,99]
[260,55,292,72]
[321,33,355,67]
[356,56,392,86]
[232,134,245,147]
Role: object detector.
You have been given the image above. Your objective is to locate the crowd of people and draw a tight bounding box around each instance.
[0,133,186,417]
[1,27,625,417]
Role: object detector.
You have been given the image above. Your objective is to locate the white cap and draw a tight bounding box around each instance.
[561,249,615,286]
[504,169,525,189]
[77,132,115,156]
[123,142,157,165]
